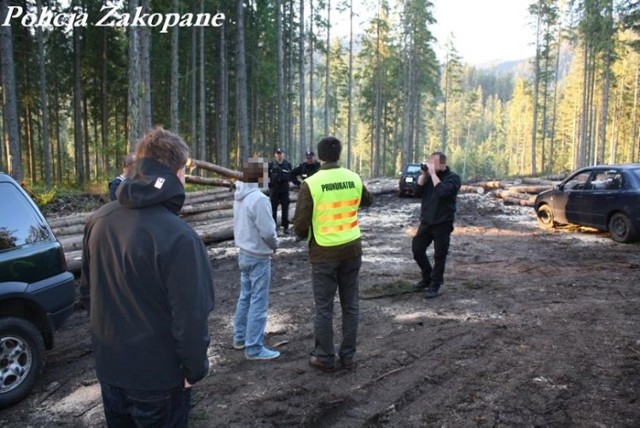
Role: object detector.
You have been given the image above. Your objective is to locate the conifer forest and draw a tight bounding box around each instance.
[1,0,639,187]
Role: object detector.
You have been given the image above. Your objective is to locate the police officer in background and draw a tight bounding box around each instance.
[291,150,321,186]
[268,147,294,234]
[293,136,373,372]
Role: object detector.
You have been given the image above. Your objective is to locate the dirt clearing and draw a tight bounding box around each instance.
[2,192,639,426]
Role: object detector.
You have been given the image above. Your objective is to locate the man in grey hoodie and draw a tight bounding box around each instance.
[233,157,281,360]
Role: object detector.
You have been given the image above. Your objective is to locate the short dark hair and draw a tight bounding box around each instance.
[430,151,447,164]
[134,127,189,172]
[317,137,342,162]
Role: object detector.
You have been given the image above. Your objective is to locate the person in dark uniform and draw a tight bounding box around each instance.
[108,153,136,201]
[291,150,321,186]
[268,148,294,234]
[412,152,461,299]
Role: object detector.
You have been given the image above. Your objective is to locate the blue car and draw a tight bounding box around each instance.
[534,164,640,242]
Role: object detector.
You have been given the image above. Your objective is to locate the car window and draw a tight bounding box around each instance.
[0,182,50,250]
[589,171,616,190]
[603,170,623,190]
[405,165,421,174]
[564,171,591,191]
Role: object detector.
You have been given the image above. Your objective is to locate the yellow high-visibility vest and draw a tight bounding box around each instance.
[306,167,363,246]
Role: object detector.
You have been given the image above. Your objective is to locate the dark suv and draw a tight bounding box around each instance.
[398,163,422,197]
[0,173,76,408]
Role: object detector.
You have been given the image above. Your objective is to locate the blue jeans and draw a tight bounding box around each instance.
[311,256,362,364]
[100,382,191,427]
[233,252,272,355]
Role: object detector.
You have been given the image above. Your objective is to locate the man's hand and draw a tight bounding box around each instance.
[184,379,193,389]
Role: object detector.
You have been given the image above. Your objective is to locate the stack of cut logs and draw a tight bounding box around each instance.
[50,160,401,273]
[465,177,561,207]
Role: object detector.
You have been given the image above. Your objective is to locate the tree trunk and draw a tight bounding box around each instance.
[199,0,206,162]
[127,0,141,151]
[276,0,285,148]
[101,24,109,176]
[140,0,152,133]
[324,0,331,135]
[299,0,306,157]
[170,0,180,133]
[531,10,541,175]
[598,0,614,165]
[218,23,229,167]
[236,0,249,166]
[346,0,353,168]
[73,18,85,185]
[309,0,314,144]
[0,0,21,180]
[190,22,197,157]
[36,0,51,187]
[188,158,243,180]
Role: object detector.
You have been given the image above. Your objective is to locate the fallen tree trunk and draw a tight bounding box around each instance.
[460,185,485,194]
[51,223,86,237]
[48,212,93,229]
[179,200,234,216]
[189,159,243,180]
[494,189,535,200]
[505,185,553,194]
[185,175,234,187]
[500,196,535,207]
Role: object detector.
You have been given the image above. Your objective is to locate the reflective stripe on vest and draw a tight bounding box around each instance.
[306,168,362,246]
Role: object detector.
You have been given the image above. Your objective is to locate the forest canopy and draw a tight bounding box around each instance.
[0,0,639,187]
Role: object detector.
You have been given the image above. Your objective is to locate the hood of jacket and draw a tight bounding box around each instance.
[234,181,263,201]
[117,157,185,214]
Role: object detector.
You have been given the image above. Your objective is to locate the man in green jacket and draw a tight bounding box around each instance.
[293,136,373,372]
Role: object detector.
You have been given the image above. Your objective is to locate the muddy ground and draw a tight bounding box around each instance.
[2,191,640,427]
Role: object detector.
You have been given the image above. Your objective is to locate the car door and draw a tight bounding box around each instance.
[556,170,592,224]
[578,169,621,229]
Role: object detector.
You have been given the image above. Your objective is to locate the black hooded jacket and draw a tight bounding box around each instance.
[80,158,215,390]
[415,167,462,225]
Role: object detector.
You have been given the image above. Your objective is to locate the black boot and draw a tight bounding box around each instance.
[413,279,430,292]
[424,282,442,299]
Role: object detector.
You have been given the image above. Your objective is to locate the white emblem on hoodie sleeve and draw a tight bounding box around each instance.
[154,177,165,189]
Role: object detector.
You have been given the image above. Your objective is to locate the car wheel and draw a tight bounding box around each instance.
[0,317,45,409]
[608,212,637,243]
[536,205,556,229]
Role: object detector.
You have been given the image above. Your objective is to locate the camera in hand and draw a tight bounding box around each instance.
[420,163,429,172]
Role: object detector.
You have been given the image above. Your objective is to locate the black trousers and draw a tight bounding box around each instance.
[411,221,454,285]
[270,191,290,229]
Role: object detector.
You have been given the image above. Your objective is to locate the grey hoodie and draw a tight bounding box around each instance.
[233,181,279,257]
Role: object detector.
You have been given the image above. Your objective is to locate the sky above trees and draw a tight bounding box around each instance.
[431,0,536,65]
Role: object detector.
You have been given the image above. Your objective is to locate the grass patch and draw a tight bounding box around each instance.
[361,279,416,299]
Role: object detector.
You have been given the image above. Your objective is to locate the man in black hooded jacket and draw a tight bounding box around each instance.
[80,127,215,427]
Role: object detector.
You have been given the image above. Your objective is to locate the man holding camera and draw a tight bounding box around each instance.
[412,152,461,298]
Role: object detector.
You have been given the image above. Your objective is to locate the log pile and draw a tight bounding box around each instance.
[55,162,399,273]
[466,177,561,207]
